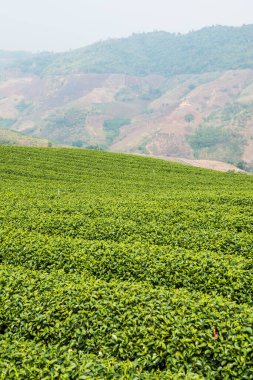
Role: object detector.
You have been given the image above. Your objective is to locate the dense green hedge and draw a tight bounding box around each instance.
[0,146,253,378]
[1,266,253,379]
[1,232,253,304]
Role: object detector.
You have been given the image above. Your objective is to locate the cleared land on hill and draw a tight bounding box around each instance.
[0,147,253,379]
[1,25,253,165]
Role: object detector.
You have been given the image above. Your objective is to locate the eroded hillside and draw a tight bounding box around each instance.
[1,26,253,165]
[1,69,253,164]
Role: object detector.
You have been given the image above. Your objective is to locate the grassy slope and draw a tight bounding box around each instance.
[0,147,253,378]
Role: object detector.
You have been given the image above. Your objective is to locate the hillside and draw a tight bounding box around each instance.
[0,146,253,378]
[1,25,253,166]
[0,127,51,147]
[6,25,253,77]
[1,69,253,165]
[0,50,32,72]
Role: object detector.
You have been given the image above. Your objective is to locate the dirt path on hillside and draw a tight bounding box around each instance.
[137,154,246,173]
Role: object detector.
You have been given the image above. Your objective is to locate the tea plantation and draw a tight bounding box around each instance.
[0,146,253,379]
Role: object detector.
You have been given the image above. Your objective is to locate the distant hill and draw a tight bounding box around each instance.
[6,25,253,76]
[1,25,253,167]
[0,51,32,73]
[0,128,51,147]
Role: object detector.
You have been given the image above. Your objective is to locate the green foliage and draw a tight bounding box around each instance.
[1,146,253,378]
[0,118,16,128]
[0,50,32,73]
[72,140,84,148]
[46,108,86,130]
[184,114,195,123]
[187,101,253,163]
[188,125,229,149]
[188,125,246,162]
[236,161,253,173]
[188,84,196,91]
[45,108,87,145]
[142,108,154,115]
[86,144,107,150]
[103,118,131,143]
[18,52,55,76]
[141,88,162,100]
[0,138,14,146]
[220,102,253,126]
[15,100,31,112]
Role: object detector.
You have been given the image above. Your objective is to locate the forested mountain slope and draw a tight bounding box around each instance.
[6,25,253,76]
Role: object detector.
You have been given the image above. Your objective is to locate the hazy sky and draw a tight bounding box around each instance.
[1,0,253,52]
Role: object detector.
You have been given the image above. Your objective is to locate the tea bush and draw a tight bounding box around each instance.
[0,146,253,378]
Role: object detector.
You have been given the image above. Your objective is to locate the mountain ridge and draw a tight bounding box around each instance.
[2,24,253,76]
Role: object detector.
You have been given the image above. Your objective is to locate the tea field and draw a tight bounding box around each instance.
[0,146,253,379]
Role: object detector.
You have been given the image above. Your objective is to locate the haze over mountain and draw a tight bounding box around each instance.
[1,25,253,169]
[2,0,253,52]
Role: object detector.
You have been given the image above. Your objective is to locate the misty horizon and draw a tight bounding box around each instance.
[1,0,253,52]
[1,23,252,54]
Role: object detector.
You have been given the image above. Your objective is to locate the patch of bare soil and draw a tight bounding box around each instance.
[140,154,245,173]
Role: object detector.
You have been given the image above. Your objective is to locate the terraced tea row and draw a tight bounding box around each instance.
[0,146,253,378]
[0,231,253,304]
[1,266,253,379]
